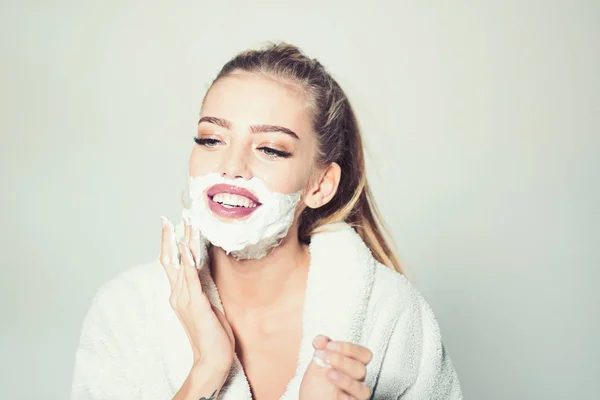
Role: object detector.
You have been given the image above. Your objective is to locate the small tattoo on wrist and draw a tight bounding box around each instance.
[199,390,217,400]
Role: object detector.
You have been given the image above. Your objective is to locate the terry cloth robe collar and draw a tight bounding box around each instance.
[158,222,386,399]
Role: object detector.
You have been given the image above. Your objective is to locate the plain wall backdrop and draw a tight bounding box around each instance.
[1,0,598,398]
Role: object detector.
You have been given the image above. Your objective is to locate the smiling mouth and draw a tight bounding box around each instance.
[205,184,262,219]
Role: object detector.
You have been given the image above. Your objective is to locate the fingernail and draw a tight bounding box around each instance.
[162,216,175,231]
[160,216,169,228]
[313,350,330,368]
[326,341,340,351]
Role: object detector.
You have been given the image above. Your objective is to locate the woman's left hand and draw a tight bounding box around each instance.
[299,335,373,400]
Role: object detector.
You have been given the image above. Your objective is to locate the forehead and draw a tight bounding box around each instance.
[201,73,312,133]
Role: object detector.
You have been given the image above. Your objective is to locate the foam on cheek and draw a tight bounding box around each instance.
[183,173,302,260]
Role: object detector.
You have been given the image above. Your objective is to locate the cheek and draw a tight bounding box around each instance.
[256,159,313,194]
[261,142,318,194]
[188,146,218,176]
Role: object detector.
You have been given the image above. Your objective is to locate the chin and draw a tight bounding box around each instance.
[226,234,284,260]
[227,223,299,261]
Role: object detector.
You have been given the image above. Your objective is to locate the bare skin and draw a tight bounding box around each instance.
[166,71,372,399]
[226,287,306,399]
[212,228,310,399]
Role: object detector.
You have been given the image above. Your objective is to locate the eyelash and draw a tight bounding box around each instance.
[194,137,220,147]
[258,147,292,158]
[193,137,292,159]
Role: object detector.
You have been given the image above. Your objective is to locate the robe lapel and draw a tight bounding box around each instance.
[281,223,376,398]
[159,222,376,399]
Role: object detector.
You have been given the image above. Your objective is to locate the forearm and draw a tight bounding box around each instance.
[172,364,230,400]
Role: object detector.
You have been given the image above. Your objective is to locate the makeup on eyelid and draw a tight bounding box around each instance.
[194,137,293,158]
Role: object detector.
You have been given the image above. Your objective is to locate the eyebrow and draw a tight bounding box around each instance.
[198,116,299,139]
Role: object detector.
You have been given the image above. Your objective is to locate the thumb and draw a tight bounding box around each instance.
[211,305,235,350]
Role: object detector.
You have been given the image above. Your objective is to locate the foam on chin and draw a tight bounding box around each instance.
[183,173,302,260]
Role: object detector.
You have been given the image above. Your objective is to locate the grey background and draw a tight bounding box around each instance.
[1,0,598,398]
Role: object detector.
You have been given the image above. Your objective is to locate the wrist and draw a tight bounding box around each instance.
[191,360,231,381]
[174,363,231,400]
[193,354,233,374]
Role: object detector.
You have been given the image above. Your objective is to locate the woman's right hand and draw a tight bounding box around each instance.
[160,216,236,373]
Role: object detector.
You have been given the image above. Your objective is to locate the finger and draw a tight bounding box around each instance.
[160,216,173,266]
[169,257,185,312]
[183,218,200,267]
[162,216,180,265]
[168,219,180,265]
[326,341,373,365]
[315,349,367,381]
[327,369,371,400]
[160,216,177,288]
[178,241,206,304]
[183,217,191,246]
[178,241,195,269]
[312,334,331,350]
[175,254,187,299]
[335,392,354,400]
[212,304,235,347]
[189,228,202,267]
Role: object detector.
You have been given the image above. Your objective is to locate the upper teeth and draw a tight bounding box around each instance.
[212,193,257,208]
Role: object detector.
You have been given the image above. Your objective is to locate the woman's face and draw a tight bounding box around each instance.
[189,72,318,196]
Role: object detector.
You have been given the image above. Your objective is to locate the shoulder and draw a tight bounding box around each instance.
[371,262,445,352]
[72,260,171,397]
[370,262,425,322]
[97,259,165,296]
[82,260,167,329]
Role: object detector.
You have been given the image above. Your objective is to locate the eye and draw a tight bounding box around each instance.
[194,137,222,148]
[258,146,292,159]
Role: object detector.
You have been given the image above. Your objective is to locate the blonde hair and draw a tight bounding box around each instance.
[206,43,403,273]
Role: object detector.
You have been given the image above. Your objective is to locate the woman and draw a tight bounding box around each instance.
[71,43,463,399]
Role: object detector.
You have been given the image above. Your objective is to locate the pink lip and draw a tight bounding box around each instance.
[207,184,261,204]
[206,184,261,219]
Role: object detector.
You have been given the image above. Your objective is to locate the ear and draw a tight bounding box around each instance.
[304,162,341,209]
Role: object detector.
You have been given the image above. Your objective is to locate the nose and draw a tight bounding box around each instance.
[218,145,252,180]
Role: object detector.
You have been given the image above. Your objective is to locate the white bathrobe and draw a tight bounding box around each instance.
[71,223,462,399]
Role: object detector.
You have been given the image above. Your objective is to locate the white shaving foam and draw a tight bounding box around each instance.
[182,173,302,260]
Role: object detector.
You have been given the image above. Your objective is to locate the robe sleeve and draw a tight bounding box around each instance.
[71,280,144,399]
[393,294,463,400]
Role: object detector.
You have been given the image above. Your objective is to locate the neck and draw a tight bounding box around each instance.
[210,226,310,317]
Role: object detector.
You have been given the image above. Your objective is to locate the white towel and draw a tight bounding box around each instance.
[71,223,462,399]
